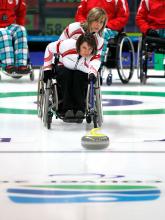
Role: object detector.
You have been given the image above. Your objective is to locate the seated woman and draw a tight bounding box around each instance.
[43,33,100,121]
[136,0,165,39]
[0,0,30,74]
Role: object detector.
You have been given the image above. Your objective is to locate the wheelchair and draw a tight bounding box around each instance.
[137,35,165,84]
[102,31,135,85]
[37,63,103,129]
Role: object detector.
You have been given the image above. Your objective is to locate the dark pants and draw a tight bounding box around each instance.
[55,66,88,113]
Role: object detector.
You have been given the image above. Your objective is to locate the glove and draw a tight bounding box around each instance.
[43,70,53,83]
[89,73,97,83]
[146,29,159,38]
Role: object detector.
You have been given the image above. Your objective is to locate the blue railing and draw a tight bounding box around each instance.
[28,35,59,42]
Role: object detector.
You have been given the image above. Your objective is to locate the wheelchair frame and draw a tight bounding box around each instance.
[102,32,135,85]
[137,35,165,84]
[37,67,103,129]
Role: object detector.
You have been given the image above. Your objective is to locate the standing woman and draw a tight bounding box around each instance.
[75,0,129,32]
[59,7,108,58]
[0,0,30,74]
[75,0,130,61]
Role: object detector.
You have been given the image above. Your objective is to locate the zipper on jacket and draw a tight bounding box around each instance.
[74,55,82,70]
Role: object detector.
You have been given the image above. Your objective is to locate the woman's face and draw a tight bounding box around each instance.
[79,42,93,57]
[90,18,105,33]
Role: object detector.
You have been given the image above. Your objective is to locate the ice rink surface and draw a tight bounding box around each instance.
[0,69,165,220]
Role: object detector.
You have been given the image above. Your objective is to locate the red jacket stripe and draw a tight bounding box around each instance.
[62,49,77,57]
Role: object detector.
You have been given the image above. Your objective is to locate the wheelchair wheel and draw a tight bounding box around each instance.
[43,79,57,129]
[106,72,112,86]
[86,77,103,128]
[139,42,148,84]
[95,78,103,128]
[137,36,142,79]
[47,111,53,129]
[140,73,147,84]
[37,67,44,118]
[85,83,99,128]
[93,115,98,128]
[86,114,92,124]
[43,79,52,129]
[116,35,135,84]
[52,79,59,113]
[139,53,148,84]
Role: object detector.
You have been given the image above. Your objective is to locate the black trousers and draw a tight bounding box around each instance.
[56,66,88,113]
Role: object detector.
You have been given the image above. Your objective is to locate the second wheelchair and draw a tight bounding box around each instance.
[102,31,135,85]
[137,35,165,84]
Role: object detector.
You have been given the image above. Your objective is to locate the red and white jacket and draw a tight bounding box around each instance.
[0,0,26,28]
[59,22,104,56]
[136,0,165,34]
[44,39,101,76]
[75,0,130,31]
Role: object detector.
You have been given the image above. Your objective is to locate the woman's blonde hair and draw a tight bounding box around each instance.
[81,7,107,36]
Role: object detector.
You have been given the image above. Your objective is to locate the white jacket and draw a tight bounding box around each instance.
[44,38,101,76]
[59,22,104,55]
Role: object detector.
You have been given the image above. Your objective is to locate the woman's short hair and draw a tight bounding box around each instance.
[76,33,97,56]
[82,7,107,35]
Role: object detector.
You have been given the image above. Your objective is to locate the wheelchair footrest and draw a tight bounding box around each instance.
[3,71,31,77]
[63,118,83,123]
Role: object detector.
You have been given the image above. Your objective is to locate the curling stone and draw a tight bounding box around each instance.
[81,128,109,149]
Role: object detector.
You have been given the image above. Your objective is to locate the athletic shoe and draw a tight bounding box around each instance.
[64,110,74,119]
[16,66,31,74]
[5,65,15,74]
[75,110,84,119]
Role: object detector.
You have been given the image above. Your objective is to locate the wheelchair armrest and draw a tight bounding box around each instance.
[144,36,165,47]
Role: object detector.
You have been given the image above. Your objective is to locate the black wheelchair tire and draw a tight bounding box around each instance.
[139,45,148,84]
[95,78,103,128]
[43,80,51,128]
[93,115,98,128]
[86,114,92,124]
[116,35,134,84]
[140,74,147,84]
[37,67,44,118]
[47,111,53,129]
[106,73,112,86]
